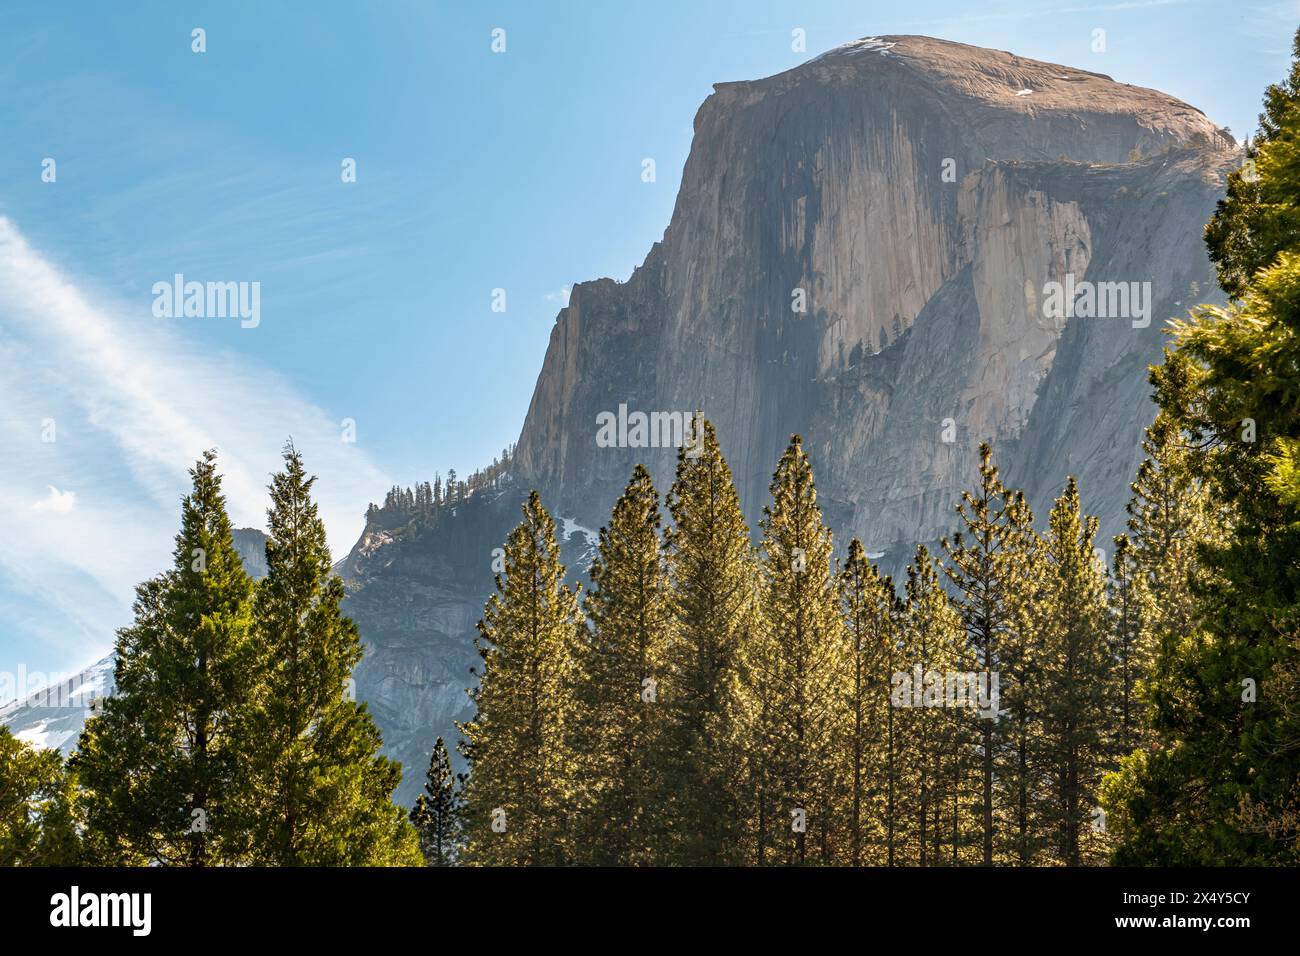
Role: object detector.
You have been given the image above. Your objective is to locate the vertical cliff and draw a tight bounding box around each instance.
[513,35,1236,550]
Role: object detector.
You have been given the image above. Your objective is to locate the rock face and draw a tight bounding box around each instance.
[342,35,1239,802]
[231,527,270,580]
[514,35,1235,549]
[338,492,597,805]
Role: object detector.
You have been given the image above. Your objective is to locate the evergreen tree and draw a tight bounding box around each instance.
[76,450,256,866]
[242,444,419,866]
[571,464,670,865]
[410,737,461,866]
[1107,535,1150,760]
[941,442,1022,865]
[1103,34,1300,863]
[838,539,899,865]
[1204,27,1300,300]
[1000,491,1049,865]
[457,492,582,865]
[0,727,80,865]
[896,545,967,865]
[742,435,847,865]
[660,418,755,865]
[1125,414,1214,667]
[1038,478,1111,865]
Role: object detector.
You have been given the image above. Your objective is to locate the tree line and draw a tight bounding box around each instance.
[424,31,1300,866]
[366,445,516,528]
[438,416,1204,866]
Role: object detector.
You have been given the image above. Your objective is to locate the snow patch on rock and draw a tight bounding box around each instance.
[0,654,115,754]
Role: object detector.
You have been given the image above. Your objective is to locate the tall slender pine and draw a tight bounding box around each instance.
[571,464,670,864]
[743,435,847,865]
[410,737,461,866]
[458,492,582,865]
[661,418,755,865]
[242,443,419,865]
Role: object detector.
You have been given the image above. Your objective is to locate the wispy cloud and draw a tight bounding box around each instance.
[0,216,390,666]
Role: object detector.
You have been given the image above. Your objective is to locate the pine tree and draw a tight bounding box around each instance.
[942,442,1022,865]
[1098,413,1208,772]
[660,418,756,865]
[75,450,256,866]
[242,444,419,866]
[998,490,1049,865]
[571,464,670,865]
[1107,535,1150,760]
[741,435,847,865]
[838,539,899,865]
[896,545,967,866]
[1204,27,1300,300]
[1038,478,1111,865]
[1103,33,1300,863]
[1125,414,1214,671]
[0,726,80,865]
[457,491,582,865]
[410,737,461,866]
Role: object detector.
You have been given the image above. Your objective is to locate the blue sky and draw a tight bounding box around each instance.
[1,0,1296,686]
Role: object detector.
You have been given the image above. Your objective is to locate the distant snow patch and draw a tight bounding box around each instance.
[560,517,597,549]
[850,37,897,55]
[559,516,599,570]
[810,36,900,64]
[0,654,115,755]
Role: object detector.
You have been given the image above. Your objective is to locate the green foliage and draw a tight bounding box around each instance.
[457,491,582,865]
[242,444,419,866]
[0,726,80,865]
[570,465,671,864]
[1037,478,1112,865]
[660,419,756,865]
[65,448,418,867]
[740,435,847,865]
[838,539,899,866]
[1104,33,1300,864]
[896,544,971,865]
[75,450,257,866]
[1205,28,1300,299]
[1107,535,1149,759]
[410,737,462,866]
[942,443,1031,865]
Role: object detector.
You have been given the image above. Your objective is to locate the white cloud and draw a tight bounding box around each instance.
[544,286,572,307]
[0,216,391,665]
[31,486,76,513]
